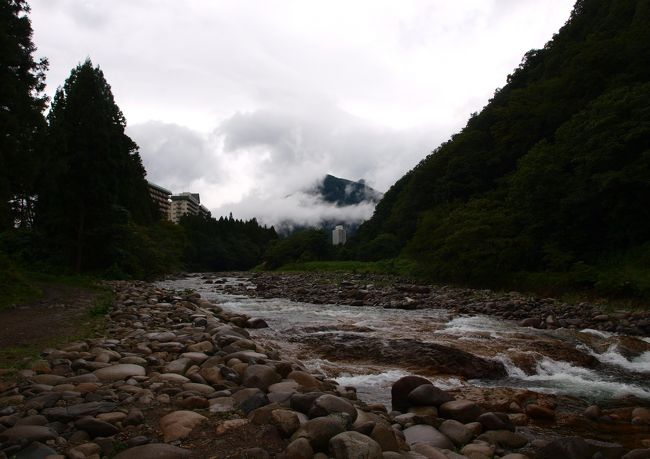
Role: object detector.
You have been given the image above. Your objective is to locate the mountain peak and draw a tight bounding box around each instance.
[315,174,383,207]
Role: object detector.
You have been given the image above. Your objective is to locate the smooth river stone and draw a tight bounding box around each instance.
[94,364,146,381]
[113,444,191,459]
[0,425,58,442]
[159,410,207,442]
[403,425,454,450]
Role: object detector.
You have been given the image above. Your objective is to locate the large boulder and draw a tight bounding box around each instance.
[329,431,383,459]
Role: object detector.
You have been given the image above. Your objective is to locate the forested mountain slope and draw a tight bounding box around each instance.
[354,0,650,294]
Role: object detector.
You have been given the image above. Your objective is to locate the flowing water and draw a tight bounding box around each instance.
[157,275,650,408]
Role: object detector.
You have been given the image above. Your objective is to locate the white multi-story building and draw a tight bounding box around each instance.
[170,192,211,223]
[332,225,347,245]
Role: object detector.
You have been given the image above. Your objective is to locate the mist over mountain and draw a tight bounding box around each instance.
[273,174,383,235]
[309,174,383,207]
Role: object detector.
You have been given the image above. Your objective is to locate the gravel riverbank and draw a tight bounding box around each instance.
[0,279,648,458]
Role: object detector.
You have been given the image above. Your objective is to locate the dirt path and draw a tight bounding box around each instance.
[0,283,102,366]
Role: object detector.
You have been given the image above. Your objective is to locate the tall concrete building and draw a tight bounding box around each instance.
[147,181,172,220]
[332,225,347,245]
[170,192,211,223]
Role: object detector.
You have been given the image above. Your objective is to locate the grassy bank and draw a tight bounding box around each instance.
[271,258,649,311]
[276,259,419,276]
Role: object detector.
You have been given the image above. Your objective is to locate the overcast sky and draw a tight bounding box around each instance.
[30,0,575,227]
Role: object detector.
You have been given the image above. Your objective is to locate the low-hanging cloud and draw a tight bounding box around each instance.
[129,99,443,228]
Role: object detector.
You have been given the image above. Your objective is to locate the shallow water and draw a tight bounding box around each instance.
[157,275,650,405]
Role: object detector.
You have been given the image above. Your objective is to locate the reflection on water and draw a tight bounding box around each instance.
[157,275,650,404]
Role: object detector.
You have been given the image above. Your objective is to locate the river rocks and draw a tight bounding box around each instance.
[0,425,58,442]
[392,376,433,411]
[407,384,455,407]
[477,430,528,449]
[304,334,507,380]
[292,417,347,451]
[632,407,650,425]
[270,409,301,437]
[283,438,314,459]
[439,419,474,446]
[113,444,191,459]
[309,395,358,424]
[2,276,648,459]
[74,417,120,437]
[159,411,207,442]
[403,425,454,450]
[15,441,57,458]
[287,371,322,391]
[525,404,555,420]
[329,431,383,459]
[478,412,514,431]
[233,388,269,414]
[93,364,146,381]
[243,365,281,391]
[439,400,482,423]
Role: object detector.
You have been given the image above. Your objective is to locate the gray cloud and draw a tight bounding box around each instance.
[129,99,441,227]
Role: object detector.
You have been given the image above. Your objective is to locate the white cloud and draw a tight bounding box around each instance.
[30,0,576,225]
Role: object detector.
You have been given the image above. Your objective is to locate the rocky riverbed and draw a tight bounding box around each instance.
[0,278,649,459]
[219,272,650,337]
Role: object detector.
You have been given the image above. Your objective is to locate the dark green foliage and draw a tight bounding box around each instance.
[37,60,156,271]
[180,214,277,271]
[0,0,48,229]
[264,229,332,269]
[0,251,41,310]
[105,221,186,279]
[355,0,650,297]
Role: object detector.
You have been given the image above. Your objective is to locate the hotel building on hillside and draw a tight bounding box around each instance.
[147,181,172,220]
[170,192,211,223]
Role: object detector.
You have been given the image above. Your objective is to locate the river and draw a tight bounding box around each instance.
[157,275,650,410]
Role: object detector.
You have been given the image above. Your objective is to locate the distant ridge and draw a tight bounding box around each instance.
[310,174,383,207]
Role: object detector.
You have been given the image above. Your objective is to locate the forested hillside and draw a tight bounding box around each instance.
[354,0,650,296]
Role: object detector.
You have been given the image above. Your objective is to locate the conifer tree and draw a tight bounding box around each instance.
[0,0,48,229]
[38,59,154,271]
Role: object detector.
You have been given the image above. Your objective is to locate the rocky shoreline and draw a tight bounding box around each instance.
[0,279,648,459]
[216,272,650,337]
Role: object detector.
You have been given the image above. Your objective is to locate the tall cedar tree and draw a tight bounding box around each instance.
[38,60,155,271]
[0,0,48,229]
